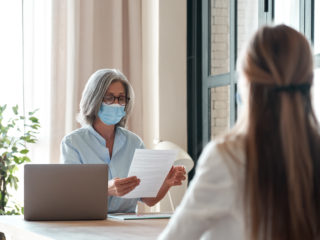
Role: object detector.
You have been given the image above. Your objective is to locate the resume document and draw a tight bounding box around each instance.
[122,149,177,198]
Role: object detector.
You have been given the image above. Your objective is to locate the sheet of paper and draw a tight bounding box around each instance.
[122,149,177,198]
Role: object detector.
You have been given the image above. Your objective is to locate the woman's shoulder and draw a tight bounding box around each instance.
[62,126,91,143]
[117,127,144,145]
[198,134,246,175]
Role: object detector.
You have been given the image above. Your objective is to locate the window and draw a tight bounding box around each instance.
[201,0,259,145]
[274,0,300,31]
[314,0,320,55]
[314,69,320,120]
[187,0,320,180]
[0,0,52,208]
[313,0,320,120]
[0,1,23,107]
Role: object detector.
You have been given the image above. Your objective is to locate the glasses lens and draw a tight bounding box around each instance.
[104,95,114,104]
[118,96,127,105]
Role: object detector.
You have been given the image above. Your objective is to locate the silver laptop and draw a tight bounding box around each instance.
[24,164,108,221]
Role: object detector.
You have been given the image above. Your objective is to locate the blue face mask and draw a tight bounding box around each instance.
[98,103,126,125]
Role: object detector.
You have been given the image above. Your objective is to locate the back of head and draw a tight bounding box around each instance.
[239,25,320,240]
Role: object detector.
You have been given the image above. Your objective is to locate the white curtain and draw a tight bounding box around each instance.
[0,0,145,206]
[18,0,144,164]
[49,0,143,163]
[23,0,53,164]
[0,0,53,164]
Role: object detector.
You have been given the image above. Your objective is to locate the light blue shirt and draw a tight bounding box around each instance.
[60,125,145,213]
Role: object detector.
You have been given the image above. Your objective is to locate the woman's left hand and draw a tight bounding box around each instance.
[164,166,187,187]
[141,165,187,207]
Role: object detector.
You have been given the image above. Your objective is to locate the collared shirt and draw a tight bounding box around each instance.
[60,125,145,213]
[158,136,246,240]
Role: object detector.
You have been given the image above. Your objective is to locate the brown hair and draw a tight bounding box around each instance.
[237,25,320,240]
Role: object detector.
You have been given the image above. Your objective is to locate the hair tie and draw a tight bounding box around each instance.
[274,83,311,93]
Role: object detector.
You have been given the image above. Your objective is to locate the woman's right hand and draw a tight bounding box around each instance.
[108,176,140,197]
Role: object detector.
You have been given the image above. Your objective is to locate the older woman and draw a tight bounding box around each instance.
[60,69,186,213]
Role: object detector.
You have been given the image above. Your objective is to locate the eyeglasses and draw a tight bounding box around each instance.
[103,95,130,106]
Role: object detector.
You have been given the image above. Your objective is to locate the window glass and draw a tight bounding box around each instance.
[314,0,320,55]
[274,0,300,31]
[210,0,230,76]
[313,69,320,122]
[210,86,230,139]
[0,1,23,106]
[237,0,258,62]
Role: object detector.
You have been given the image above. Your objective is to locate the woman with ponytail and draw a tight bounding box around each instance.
[159,25,320,240]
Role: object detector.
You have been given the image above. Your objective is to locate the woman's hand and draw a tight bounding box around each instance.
[141,166,187,207]
[164,166,187,188]
[108,176,140,197]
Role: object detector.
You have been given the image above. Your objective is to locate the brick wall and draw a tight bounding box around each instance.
[210,0,257,139]
[210,86,230,139]
[237,0,258,56]
[210,0,230,139]
[211,0,229,76]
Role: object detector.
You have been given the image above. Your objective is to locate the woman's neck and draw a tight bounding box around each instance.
[92,118,116,142]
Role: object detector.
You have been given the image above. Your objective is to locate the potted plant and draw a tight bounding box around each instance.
[0,104,40,215]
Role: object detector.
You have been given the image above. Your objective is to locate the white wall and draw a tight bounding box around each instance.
[159,0,187,151]
[142,0,187,151]
[140,0,187,212]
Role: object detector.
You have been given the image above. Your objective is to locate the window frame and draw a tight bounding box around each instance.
[187,0,317,180]
[201,0,237,147]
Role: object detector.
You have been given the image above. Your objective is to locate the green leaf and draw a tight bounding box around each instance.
[31,124,40,130]
[13,156,20,164]
[29,117,39,123]
[11,146,18,153]
[22,156,31,163]
[7,175,13,187]
[12,105,18,115]
[0,105,40,214]
[28,108,39,116]
[20,149,29,154]
[13,179,18,190]
[25,137,36,143]
[0,104,7,113]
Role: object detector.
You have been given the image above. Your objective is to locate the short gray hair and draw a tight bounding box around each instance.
[77,69,135,127]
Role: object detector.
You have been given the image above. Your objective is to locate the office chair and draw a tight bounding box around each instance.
[153,141,194,212]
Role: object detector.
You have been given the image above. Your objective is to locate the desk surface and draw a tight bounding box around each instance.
[0,215,168,240]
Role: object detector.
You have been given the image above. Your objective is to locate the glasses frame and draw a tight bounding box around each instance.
[103,95,130,106]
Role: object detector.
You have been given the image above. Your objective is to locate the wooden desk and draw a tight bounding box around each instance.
[0,216,169,240]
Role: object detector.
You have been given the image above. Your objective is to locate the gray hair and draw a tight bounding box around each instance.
[77,69,135,127]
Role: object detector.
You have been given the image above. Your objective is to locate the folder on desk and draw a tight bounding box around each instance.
[108,213,172,220]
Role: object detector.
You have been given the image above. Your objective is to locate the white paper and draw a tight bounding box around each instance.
[122,149,177,198]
